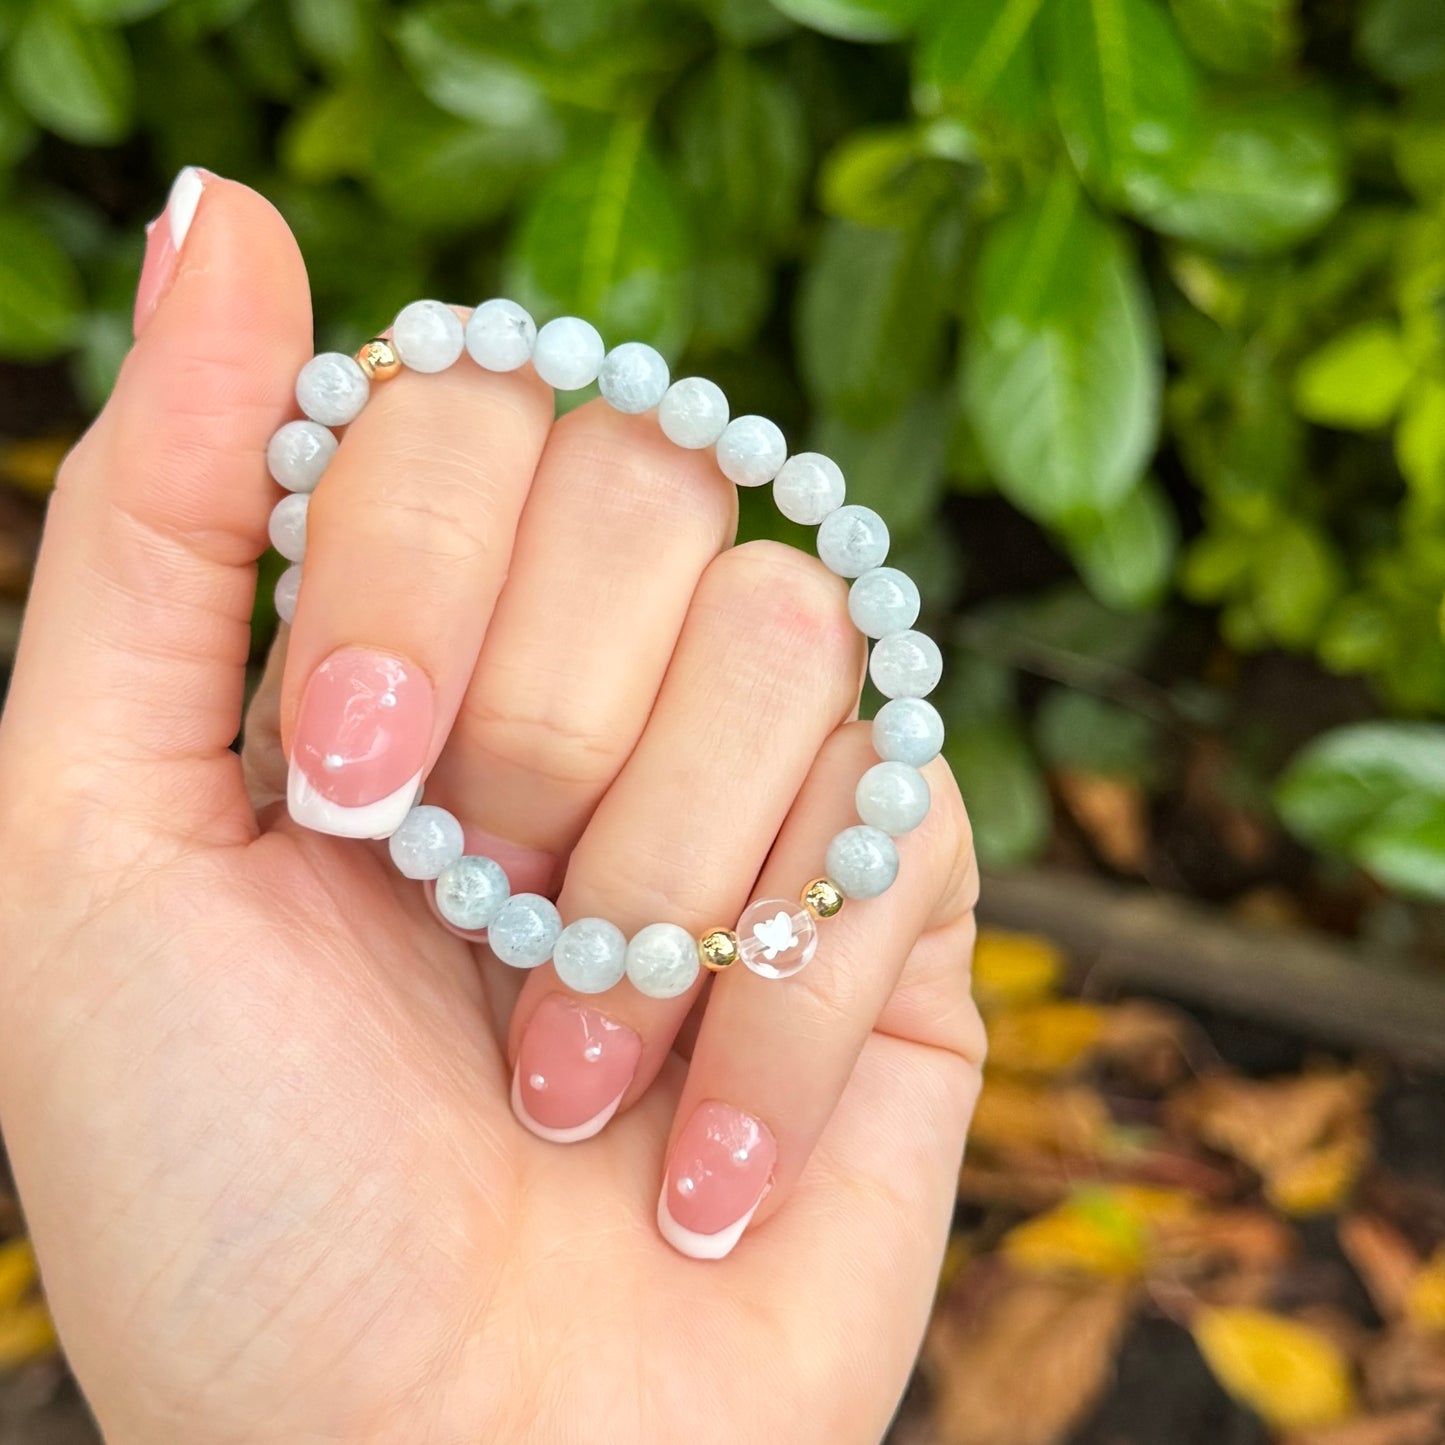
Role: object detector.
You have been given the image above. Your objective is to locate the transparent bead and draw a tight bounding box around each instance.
[268,493,309,563]
[392,299,465,373]
[625,922,699,999]
[869,629,943,699]
[466,298,537,371]
[825,825,899,900]
[598,342,670,414]
[737,899,817,980]
[848,567,920,639]
[716,415,786,487]
[388,804,465,880]
[552,916,627,994]
[435,855,510,931]
[267,420,336,493]
[296,351,369,427]
[533,316,605,391]
[872,697,944,767]
[659,377,729,449]
[772,452,845,526]
[488,893,562,968]
[274,564,302,625]
[817,504,889,577]
[856,761,931,836]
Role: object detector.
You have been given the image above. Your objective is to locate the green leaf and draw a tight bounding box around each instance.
[74,0,174,20]
[914,0,1047,129]
[1394,93,1445,204]
[164,0,259,37]
[0,88,37,171]
[964,175,1160,523]
[767,0,932,42]
[1277,723,1445,899]
[7,5,135,145]
[689,248,774,351]
[1168,0,1295,76]
[289,0,380,73]
[1035,688,1160,780]
[1046,0,1201,211]
[818,123,972,229]
[689,0,798,44]
[1397,378,1445,506]
[1063,476,1178,610]
[1293,320,1412,431]
[0,213,84,361]
[1359,0,1445,88]
[1249,517,1344,647]
[280,86,374,182]
[944,720,1052,867]
[504,121,692,354]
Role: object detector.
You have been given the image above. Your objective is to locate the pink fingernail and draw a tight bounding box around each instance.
[657,1101,777,1261]
[287,647,433,839]
[134,166,206,338]
[511,996,641,1144]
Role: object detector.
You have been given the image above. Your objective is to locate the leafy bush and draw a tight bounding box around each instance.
[2,0,1444,897]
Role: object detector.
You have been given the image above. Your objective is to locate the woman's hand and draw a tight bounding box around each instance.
[0,171,982,1445]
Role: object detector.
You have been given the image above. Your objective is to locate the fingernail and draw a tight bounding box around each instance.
[133,166,207,338]
[657,1101,777,1261]
[287,647,433,839]
[463,826,558,898]
[512,996,641,1144]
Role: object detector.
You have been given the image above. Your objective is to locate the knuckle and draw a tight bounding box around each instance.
[461,692,624,793]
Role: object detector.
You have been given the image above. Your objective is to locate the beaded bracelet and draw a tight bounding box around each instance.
[265,299,946,998]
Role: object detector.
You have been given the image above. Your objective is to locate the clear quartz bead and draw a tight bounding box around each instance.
[737,899,818,980]
[296,352,369,427]
[598,342,670,414]
[658,377,729,448]
[533,316,605,390]
[772,452,845,525]
[267,420,336,493]
[274,564,302,624]
[392,299,465,373]
[716,415,786,487]
[466,298,537,371]
[268,493,309,562]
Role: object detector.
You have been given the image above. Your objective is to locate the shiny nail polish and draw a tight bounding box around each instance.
[657,1101,777,1261]
[133,166,206,337]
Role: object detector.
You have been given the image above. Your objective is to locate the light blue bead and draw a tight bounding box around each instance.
[388,805,465,880]
[435,855,510,931]
[855,761,931,836]
[658,377,729,448]
[274,565,302,625]
[848,567,920,639]
[533,316,605,391]
[552,916,627,994]
[872,697,945,767]
[869,629,943,699]
[392,299,465,373]
[488,893,562,968]
[773,451,845,526]
[716,414,786,487]
[825,825,900,900]
[267,420,336,494]
[296,352,369,427]
[268,493,308,563]
[599,342,670,414]
[466,299,536,372]
[625,922,699,999]
[817,504,889,577]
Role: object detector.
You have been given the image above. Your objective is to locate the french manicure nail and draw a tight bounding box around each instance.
[133,166,207,338]
[511,995,641,1144]
[657,1101,777,1261]
[287,647,433,839]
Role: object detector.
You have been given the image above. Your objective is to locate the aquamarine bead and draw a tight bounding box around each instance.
[659,377,729,448]
[625,922,699,999]
[268,493,309,563]
[872,697,945,767]
[296,352,369,427]
[552,916,628,994]
[466,298,536,372]
[392,299,464,373]
[274,564,302,625]
[848,567,920,639]
[533,316,605,391]
[869,629,943,699]
[488,893,562,968]
[598,342,670,414]
[388,805,465,880]
[825,825,899,900]
[267,420,336,494]
[855,761,931,836]
[817,504,889,577]
[716,414,786,487]
[435,855,510,931]
[773,452,845,526]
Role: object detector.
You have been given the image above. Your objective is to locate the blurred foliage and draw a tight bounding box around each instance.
[2,0,1445,896]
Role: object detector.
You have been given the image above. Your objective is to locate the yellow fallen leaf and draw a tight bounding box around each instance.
[986,1001,1106,1077]
[1267,1129,1370,1217]
[1193,1306,1355,1430]
[0,435,70,497]
[971,930,1064,1013]
[969,1077,1113,1157]
[0,1238,38,1311]
[1407,1247,1445,1332]
[0,1301,57,1367]
[1106,1185,1202,1227]
[1003,1188,1150,1279]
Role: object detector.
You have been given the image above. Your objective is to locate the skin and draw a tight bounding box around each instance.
[0,175,984,1444]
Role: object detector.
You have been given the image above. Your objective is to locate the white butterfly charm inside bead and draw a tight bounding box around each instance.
[752,910,795,961]
[737,899,819,981]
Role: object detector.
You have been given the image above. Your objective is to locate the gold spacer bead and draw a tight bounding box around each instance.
[699,928,741,972]
[801,877,845,920]
[355,337,401,381]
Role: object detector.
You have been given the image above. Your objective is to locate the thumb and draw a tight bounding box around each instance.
[0,168,313,855]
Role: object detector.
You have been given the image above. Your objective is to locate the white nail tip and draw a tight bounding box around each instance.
[286,767,421,840]
[510,1069,625,1145]
[656,1189,761,1262]
[167,166,206,251]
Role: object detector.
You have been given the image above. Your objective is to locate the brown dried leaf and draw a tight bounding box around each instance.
[1340,1216,1423,1325]
[969,1078,1113,1159]
[1284,1403,1445,1445]
[1156,1208,1299,1274]
[1364,1328,1445,1409]
[1054,770,1149,873]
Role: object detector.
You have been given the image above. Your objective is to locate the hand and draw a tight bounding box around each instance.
[0,172,982,1445]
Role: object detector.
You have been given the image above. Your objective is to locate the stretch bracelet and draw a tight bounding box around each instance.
[265,299,946,997]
